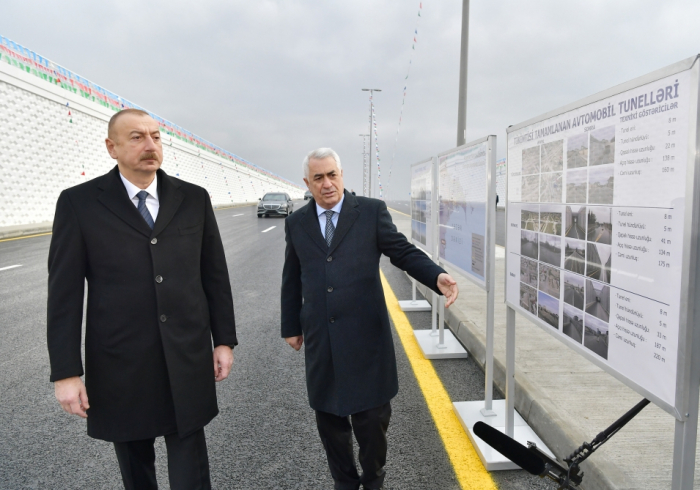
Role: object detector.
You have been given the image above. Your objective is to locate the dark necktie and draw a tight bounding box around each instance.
[324,210,335,246]
[136,190,155,229]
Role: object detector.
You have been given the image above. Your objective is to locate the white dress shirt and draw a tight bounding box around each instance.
[119,172,160,221]
[316,194,344,240]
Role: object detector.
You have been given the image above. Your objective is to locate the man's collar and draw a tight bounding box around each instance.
[316,193,345,216]
[119,172,159,201]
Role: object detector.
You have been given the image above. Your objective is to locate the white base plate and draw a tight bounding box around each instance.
[453,399,555,471]
[413,329,469,359]
[398,299,432,312]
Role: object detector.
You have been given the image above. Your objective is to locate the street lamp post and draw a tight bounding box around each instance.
[359,134,370,196]
[361,88,381,198]
[457,0,470,146]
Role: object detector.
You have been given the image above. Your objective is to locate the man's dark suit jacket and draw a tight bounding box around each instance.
[47,166,237,442]
[281,191,445,417]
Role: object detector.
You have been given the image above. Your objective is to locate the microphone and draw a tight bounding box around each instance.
[473,422,545,475]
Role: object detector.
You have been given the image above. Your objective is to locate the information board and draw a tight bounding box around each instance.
[438,137,494,288]
[410,158,433,254]
[505,57,700,414]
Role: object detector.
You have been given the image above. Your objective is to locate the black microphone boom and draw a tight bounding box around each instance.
[473,398,650,489]
[472,422,544,475]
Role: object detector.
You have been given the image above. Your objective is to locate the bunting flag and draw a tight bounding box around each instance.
[386,2,423,199]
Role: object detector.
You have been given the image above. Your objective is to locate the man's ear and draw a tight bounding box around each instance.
[105,138,118,160]
[303,178,310,188]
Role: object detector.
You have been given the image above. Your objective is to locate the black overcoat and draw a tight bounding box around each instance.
[281,191,445,416]
[47,166,237,442]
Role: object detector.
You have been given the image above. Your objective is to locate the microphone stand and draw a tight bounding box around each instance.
[527,398,650,489]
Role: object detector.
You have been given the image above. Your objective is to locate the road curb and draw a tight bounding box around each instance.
[0,222,53,239]
[412,277,635,490]
[0,203,258,240]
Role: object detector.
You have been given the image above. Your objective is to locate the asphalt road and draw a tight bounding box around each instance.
[539,245,561,268]
[564,251,586,274]
[564,287,584,310]
[587,225,611,245]
[565,223,585,239]
[0,200,546,489]
[563,317,583,343]
[586,300,610,323]
[583,332,609,359]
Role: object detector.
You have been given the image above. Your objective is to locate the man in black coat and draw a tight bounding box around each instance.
[281,148,459,490]
[47,109,237,489]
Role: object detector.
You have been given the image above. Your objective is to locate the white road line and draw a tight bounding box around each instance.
[0,265,22,272]
[261,226,276,233]
[232,214,244,217]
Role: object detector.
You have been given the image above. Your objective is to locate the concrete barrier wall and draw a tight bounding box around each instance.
[0,37,304,229]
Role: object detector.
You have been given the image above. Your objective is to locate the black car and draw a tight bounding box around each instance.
[258,192,294,218]
[304,190,313,200]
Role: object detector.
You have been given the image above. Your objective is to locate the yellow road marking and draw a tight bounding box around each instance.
[0,232,52,243]
[380,270,497,490]
[387,207,410,218]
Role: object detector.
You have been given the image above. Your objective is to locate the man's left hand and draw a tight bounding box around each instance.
[437,273,459,308]
[213,345,234,382]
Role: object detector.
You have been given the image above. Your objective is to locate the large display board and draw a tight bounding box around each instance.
[410,158,433,254]
[438,136,494,288]
[505,56,700,415]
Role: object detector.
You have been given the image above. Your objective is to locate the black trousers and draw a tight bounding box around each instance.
[315,402,392,490]
[113,428,210,490]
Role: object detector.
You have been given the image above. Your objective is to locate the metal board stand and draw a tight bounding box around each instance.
[399,278,432,312]
[414,294,468,359]
[413,155,468,359]
[447,135,551,469]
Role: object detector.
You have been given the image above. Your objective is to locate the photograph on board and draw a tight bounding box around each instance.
[541,140,564,173]
[585,279,610,322]
[566,133,588,169]
[537,291,560,329]
[411,220,420,243]
[565,205,587,239]
[564,272,585,310]
[586,242,612,284]
[522,146,540,175]
[539,204,563,235]
[521,204,539,231]
[587,207,612,245]
[539,233,562,267]
[588,165,614,204]
[521,174,540,202]
[584,314,609,360]
[520,283,537,315]
[520,256,538,287]
[521,230,539,260]
[563,303,584,343]
[566,168,588,204]
[564,238,587,274]
[538,262,561,299]
[589,125,616,167]
[540,172,563,203]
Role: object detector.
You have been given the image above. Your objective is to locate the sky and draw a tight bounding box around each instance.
[2,0,699,198]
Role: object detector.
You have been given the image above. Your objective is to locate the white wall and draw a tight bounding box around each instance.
[0,43,304,229]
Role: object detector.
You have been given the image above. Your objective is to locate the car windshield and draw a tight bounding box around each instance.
[263,193,287,201]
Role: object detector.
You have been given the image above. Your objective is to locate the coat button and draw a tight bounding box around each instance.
[327,256,332,262]
[329,317,335,323]
[327,286,333,293]
[151,238,158,245]
[160,314,167,322]
[155,275,163,283]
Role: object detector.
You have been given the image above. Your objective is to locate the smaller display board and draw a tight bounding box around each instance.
[438,136,494,288]
[505,55,700,417]
[410,158,434,254]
